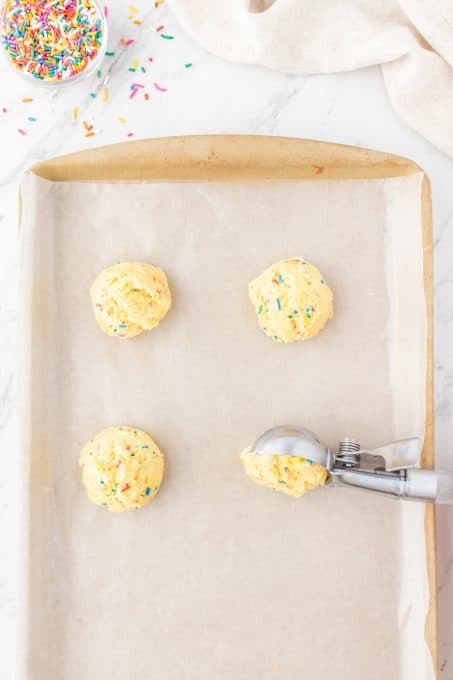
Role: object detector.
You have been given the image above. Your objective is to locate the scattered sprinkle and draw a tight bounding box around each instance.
[276,298,281,311]
[4,0,189,144]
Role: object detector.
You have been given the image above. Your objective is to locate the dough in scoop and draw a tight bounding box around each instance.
[79,426,164,512]
[241,447,328,497]
[248,257,333,343]
[91,261,171,338]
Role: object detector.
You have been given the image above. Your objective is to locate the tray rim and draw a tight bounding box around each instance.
[27,135,437,676]
[29,134,425,183]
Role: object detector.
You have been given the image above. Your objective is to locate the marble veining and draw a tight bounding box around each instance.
[1,1,453,677]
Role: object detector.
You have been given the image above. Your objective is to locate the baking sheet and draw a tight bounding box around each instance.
[18,140,435,679]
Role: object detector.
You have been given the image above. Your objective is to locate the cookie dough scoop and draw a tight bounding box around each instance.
[250,425,453,503]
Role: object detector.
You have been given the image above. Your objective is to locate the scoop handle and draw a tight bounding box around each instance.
[335,469,404,497]
[335,468,453,504]
[405,468,453,504]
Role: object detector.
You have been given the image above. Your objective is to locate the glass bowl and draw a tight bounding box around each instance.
[0,0,108,88]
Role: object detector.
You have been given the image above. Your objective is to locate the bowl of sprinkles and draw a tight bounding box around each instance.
[1,0,107,85]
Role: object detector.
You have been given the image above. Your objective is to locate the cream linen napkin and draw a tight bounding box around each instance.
[168,0,453,158]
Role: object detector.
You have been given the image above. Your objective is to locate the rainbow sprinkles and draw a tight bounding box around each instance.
[1,0,105,83]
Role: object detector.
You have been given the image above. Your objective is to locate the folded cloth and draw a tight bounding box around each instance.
[168,0,453,158]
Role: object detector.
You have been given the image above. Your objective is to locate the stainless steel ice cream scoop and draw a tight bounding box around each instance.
[251,425,453,504]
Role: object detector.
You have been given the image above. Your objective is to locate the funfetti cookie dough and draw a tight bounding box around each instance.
[248,257,333,343]
[241,447,328,498]
[79,426,164,512]
[91,262,171,339]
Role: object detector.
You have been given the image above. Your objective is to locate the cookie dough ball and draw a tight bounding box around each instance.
[241,447,328,498]
[248,257,333,343]
[79,426,164,512]
[91,262,171,339]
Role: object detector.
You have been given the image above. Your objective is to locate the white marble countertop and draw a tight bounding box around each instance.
[0,1,452,677]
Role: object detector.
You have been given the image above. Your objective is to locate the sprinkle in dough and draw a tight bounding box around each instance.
[241,447,328,497]
[79,426,164,512]
[248,257,333,343]
[90,261,172,339]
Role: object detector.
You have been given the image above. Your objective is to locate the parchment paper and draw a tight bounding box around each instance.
[18,170,433,679]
